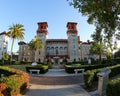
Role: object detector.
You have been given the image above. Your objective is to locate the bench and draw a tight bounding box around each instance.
[74,69,84,74]
[29,69,40,75]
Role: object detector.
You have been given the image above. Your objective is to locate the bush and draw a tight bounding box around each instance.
[83,64,120,88]
[84,70,95,87]
[80,63,113,71]
[20,61,32,65]
[65,64,81,73]
[26,65,48,74]
[0,66,29,96]
[65,63,113,73]
[106,77,120,96]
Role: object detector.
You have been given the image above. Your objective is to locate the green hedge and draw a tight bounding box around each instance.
[65,63,113,74]
[84,64,120,88]
[102,58,120,65]
[80,64,114,71]
[0,66,29,96]
[26,65,48,74]
[106,77,120,96]
[65,64,81,73]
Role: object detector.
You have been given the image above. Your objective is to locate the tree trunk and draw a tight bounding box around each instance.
[34,50,37,62]
[99,48,102,64]
[10,39,15,64]
[99,53,102,64]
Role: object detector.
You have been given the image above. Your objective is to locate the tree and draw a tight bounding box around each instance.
[68,0,120,55]
[28,36,43,62]
[90,42,107,64]
[91,28,104,64]
[8,24,25,64]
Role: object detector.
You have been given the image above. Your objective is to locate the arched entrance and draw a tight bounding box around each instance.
[52,57,61,69]
[53,57,60,65]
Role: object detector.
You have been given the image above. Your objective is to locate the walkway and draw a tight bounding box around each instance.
[24,69,91,96]
[29,69,84,85]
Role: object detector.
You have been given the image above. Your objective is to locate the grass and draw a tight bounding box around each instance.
[6,64,49,72]
[5,64,31,72]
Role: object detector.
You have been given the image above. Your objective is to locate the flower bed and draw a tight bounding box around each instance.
[0,66,29,96]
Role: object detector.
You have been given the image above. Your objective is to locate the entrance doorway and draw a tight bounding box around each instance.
[54,57,60,65]
[51,57,61,69]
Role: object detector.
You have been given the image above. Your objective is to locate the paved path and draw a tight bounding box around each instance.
[25,84,90,96]
[24,69,91,96]
[29,75,84,85]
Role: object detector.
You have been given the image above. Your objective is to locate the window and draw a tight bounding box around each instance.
[39,51,40,55]
[71,26,74,29]
[73,39,75,43]
[41,26,43,29]
[51,47,54,51]
[39,59,41,63]
[47,47,50,50]
[74,50,76,55]
[64,47,67,50]
[73,45,75,48]
[60,47,63,50]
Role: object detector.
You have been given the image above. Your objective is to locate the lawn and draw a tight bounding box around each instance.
[6,64,28,71]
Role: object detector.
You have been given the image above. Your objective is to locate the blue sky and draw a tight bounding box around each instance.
[0,0,95,52]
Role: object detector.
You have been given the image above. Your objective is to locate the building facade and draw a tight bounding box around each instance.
[18,22,92,64]
[0,32,9,60]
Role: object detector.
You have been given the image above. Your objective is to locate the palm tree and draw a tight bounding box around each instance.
[28,36,43,62]
[90,42,108,64]
[8,24,25,64]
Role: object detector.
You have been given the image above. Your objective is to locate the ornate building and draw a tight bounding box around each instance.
[0,32,9,60]
[18,22,92,64]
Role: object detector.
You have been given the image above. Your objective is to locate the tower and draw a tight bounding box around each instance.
[67,22,80,62]
[36,22,48,62]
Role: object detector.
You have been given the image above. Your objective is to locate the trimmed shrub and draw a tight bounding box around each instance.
[65,64,81,73]
[84,64,120,88]
[26,65,48,74]
[106,77,120,96]
[80,64,113,71]
[65,63,113,74]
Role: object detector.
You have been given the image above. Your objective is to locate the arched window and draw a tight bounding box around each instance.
[55,47,58,49]
[46,47,50,51]
[60,47,63,50]
[64,47,67,50]
[41,26,43,29]
[39,59,41,63]
[51,47,54,50]
[72,26,74,29]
